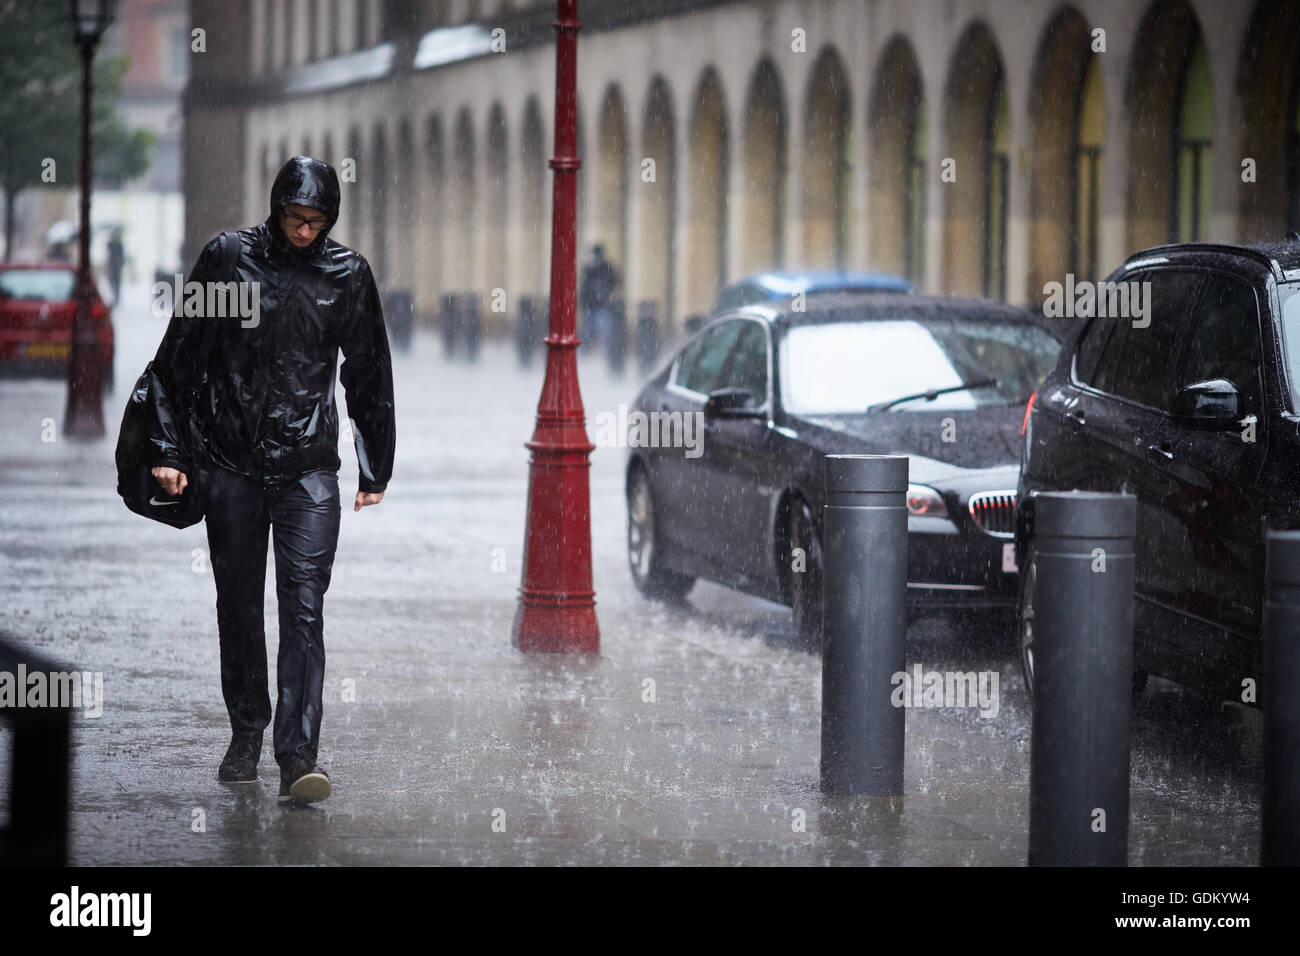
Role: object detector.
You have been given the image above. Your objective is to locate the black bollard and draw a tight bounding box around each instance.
[1263,530,1300,866]
[440,293,458,358]
[462,292,482,363]
[516,296,537,368]
[635,301,658,374]
[383,289,414,353]
[820,454,909,796]
[606,298,627,375]
[0,636,72,865]
[1028,491,1136,866]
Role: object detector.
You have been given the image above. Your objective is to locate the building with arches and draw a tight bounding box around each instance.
[184,0,1300,335]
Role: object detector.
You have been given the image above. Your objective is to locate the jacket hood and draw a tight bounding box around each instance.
[266,156,340,256]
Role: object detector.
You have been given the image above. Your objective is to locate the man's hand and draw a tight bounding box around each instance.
[354,490,384,512]
[151,466,188,496]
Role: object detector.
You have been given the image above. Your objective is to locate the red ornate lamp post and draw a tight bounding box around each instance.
[512,0,599,653]
[63,0,117,440]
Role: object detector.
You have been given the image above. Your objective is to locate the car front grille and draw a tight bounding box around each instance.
[968,490,1017,539]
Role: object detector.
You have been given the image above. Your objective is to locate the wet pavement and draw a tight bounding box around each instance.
[0,278,1264,865]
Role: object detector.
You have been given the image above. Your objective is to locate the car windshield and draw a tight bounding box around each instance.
[0,269,75,301]
[779,318,1060,415]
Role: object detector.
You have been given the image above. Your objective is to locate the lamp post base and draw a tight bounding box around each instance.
[512,601,599,654]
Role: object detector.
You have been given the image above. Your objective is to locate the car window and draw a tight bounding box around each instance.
[0,269,75,301]
[1174,274,1261,415]
[1082,269,1199,411]
[674,321,746,395]
[1074,314,1118,386]
[717,321,768,404]
[779,318,1059,415]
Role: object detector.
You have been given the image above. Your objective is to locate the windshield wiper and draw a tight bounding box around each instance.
[865,378,1000,413]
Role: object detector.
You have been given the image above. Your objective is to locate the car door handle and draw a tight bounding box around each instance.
[1147,442,1174,460]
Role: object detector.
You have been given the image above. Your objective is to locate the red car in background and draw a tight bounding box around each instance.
[0,263,114,390]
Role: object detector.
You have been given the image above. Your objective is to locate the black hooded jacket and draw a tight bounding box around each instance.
[150,156,395,493]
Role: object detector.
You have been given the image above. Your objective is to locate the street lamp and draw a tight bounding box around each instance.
[512,0,599,652]
[63,0,118,439]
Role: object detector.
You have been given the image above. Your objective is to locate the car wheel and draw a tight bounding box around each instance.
[788,497,824,647]
[1018,545,1038,696]
[626,466,693,600]
[1020,546,1147,701]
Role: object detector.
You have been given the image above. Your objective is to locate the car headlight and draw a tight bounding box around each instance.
[906,483,948,518]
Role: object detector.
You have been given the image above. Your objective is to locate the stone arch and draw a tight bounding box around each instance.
[685,68,729,317]
[1026,5,1103,297]
[941,20,1007,298]
[1126,0,1211,249]
[344,125,362,249]
[741,57,788,274]
[419,113,446,317]
[1236,0,1300,240]
[639,75,677,328]
[519,97,548,300]
[394,117,416,297]
[484,102,509,315]
[370,122,389,283]
[868,35,925,283]
[802,46,851,270]
[452,107,476,289]
[595,85,629,282]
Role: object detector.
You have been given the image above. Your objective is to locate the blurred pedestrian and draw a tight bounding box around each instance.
[579,244,618,352]
[106,228,124,304]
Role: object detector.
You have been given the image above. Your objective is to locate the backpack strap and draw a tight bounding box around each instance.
[218,230,240,282]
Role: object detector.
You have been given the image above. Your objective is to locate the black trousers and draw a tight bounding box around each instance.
[205,464,341,769]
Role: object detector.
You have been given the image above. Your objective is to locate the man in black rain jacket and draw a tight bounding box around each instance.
[149,155,395,803]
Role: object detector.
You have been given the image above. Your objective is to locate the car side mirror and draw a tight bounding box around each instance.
[1171,379,1241,430]
[704,387,762,419]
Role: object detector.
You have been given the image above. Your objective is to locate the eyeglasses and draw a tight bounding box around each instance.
[283,211,328,231]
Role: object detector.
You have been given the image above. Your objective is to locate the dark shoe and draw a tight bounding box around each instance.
[278,763,331,804]
[218,732,262,783]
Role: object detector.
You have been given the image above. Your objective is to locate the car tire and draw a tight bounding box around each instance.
[788,497,824,648]
[626,465,693,601]
[1018,544,1038,697]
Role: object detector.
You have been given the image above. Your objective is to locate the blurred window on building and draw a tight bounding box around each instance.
[905,98,926,287]
[985,81,1009,300]
[1174,39,1213,243]
[1073,55,1104,282]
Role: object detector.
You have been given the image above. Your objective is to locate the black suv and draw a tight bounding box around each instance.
[1017,241,1300,700]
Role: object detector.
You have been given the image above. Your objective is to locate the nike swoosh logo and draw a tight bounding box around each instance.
[149,497,180,507]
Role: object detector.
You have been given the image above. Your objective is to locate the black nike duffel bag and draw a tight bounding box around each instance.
[115,363,210,529]
[114,230,237,529]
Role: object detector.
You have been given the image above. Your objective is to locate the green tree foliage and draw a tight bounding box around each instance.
[0,0,155,258]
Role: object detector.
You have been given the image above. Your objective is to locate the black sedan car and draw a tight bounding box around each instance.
[624,294,1062,643]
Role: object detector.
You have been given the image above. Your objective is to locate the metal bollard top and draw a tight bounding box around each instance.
[1033,490,1136,540]
[1266,529,1300,585]
[823,454,908,494]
